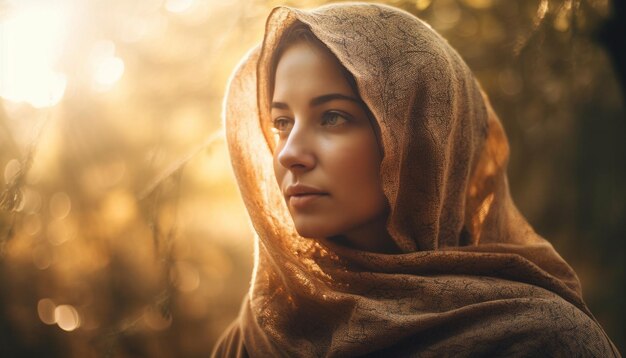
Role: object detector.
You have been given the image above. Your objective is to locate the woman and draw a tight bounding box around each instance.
[213,3,620,357]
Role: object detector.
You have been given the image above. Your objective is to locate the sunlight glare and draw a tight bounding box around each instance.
[165,0,195,13]
[0,1,70,108]
[93,56,125,90]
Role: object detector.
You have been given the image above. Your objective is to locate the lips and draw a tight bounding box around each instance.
[284,184,329,209]
[285,184,328,197]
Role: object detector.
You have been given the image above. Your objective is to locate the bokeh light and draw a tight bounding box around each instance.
[0,1,70,107]
[3,159,21,185]
[49,192,71,220]
[165,0,195,13]
[54,305,81,332]
[415,0,432,11]
[143,305,173,331]
[170,261,201,293]
[37,298,57,325]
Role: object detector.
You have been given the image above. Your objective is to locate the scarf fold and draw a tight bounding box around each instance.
[220,3,620,357]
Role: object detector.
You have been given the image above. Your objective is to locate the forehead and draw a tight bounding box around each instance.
[272,42,355,100]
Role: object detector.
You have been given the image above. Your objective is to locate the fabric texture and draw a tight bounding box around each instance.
[214,3,620,357]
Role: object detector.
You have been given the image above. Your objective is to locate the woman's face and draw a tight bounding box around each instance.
[271,41,389,245]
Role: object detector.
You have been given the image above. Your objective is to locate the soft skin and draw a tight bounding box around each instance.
[271,41,398,253]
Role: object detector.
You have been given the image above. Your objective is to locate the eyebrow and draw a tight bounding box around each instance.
[271,93,362,109]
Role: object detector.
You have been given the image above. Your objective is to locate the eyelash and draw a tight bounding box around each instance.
[321,111,350,127]
[271,111,350,134]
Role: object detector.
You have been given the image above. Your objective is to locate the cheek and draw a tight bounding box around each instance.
[325,133,385,209]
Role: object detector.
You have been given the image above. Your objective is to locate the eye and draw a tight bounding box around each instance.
[321,111,349,127]
[272,117,293,133]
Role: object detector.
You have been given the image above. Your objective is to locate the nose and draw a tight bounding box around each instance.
[276,121,316,173]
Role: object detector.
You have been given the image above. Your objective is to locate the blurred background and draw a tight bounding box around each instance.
[0,0,623,356]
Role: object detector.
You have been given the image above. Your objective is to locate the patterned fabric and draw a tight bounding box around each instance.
[215,3,620,357]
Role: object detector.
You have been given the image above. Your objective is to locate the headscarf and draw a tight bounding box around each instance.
[219,3,620,357]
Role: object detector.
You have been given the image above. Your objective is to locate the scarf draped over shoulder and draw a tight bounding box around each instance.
[214,3,620,357]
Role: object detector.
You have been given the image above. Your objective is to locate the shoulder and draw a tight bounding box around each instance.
[211,319,249,358]
[520,298,620,357]
[476,297,621,357]
[371,296,620,357]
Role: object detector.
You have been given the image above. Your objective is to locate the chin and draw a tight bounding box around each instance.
[294,226,327,239]
[293,220,341,239]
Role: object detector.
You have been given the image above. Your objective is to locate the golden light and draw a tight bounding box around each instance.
[143,305,173,331]
[534,0,549,27]
[49,191,72,220]
[165,0,195,13]
[554,1,572,32]
[460,0,494,10]
[87,39,125,91]
[0,1,70,108]
[457,14,479,37]
[170,261,201,293]
[168,104,206,145]
[80,160,127,197]
[432,0,462,29]
[99,190,138,233]
[37,298,57,325]
[94,56,124,85]
[54,304,81,331]
[47,218,76,246]
[3,159,20,185]
[23,213,42,236]
[32,244,53,270]
[414,0,432,11]
[17,187,42,214]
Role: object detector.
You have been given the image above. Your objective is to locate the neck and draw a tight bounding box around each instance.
[329,215,401,254]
